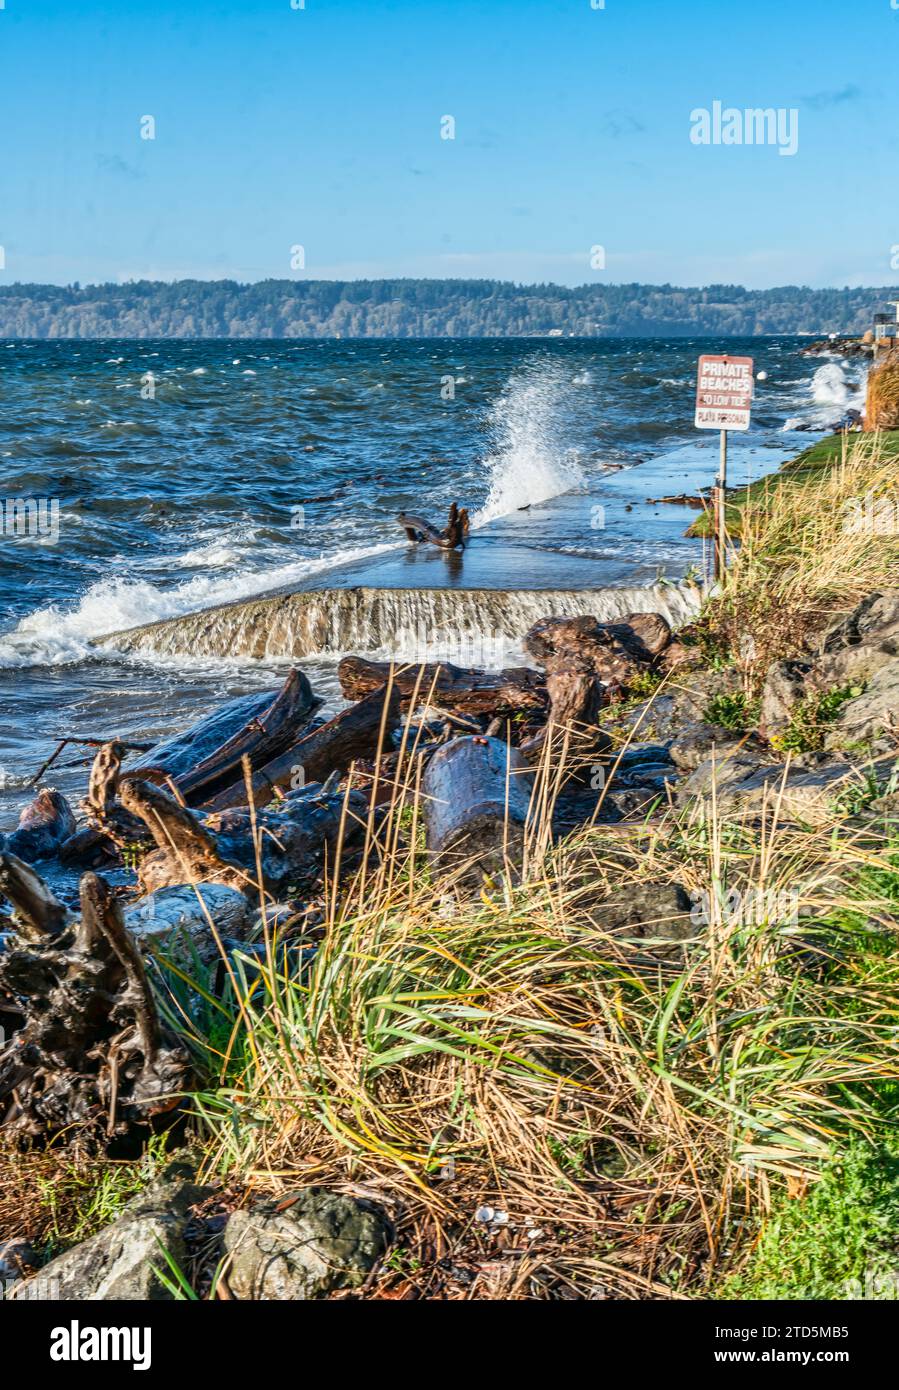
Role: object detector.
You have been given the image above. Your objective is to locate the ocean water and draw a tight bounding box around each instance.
[0,335,865,834]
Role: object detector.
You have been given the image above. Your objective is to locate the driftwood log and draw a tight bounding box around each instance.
[118,776,365,895]
[118,778,253,896]
[397,501,470,550]
[132,668,321,807]
[1,790,76,864]
[0,852,70,943]
[524,612,672,695]
[128,685,293,783]
[422,735,534,881]
[0,858,189,1149]
[203,683,401,813]
[338,656,548,718]
[86,740,128,820]
[519,611,673,767]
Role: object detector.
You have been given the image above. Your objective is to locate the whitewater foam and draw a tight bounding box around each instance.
[0,542,399,669]
[782,360,867,431]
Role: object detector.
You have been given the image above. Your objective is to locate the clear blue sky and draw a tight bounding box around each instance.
[1,0,896,288]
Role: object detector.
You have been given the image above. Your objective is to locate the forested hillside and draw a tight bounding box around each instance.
[0,278,889,338]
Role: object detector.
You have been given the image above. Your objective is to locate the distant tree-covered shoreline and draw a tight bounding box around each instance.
[0,278,891,339]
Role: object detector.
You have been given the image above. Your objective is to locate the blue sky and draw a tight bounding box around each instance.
[1,0,896,288]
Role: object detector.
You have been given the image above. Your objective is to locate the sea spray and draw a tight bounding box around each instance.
[811,362,852,410]
[473,363,587,525]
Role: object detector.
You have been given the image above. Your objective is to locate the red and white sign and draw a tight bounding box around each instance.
[695,354,754,431]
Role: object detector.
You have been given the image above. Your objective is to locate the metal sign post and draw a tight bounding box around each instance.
[694,353,753,582]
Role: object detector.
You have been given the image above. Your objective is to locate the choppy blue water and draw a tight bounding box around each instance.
[0,335,865,826]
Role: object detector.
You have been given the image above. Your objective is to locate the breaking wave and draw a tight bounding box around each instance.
[473,364,587,524]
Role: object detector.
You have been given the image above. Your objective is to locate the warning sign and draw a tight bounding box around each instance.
[695,354,754,431]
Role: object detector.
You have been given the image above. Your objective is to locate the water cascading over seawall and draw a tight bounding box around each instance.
[95,581,703,664]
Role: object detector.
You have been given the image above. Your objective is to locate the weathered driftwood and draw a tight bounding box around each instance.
[204,683,401,813]
[118,778,252,896]
[2,789,76,863]
[524,611,671,696]
[118,776,365,895]
[0,866,189,1148]
[86,740,128,819]
[338,656,548,718]
[28,736,152,788]
[128,677,306,784]
[520,660,607,767]
[0,851,70,942]
[210,784,368,890]
[175,668,320,806]
[422,735,534,880]
[397,501,470,550]
[58,825,123,870]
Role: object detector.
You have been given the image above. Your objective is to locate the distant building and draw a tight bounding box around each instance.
[874,302,899,345]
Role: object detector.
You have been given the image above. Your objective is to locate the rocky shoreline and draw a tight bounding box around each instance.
[1,423,898,1301]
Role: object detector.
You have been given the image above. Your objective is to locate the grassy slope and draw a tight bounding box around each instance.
[688,429,899,538]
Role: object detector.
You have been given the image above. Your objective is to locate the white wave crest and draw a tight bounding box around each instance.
[473,364,586,525]
[0,542,398,669]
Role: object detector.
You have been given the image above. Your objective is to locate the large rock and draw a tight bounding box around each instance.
[865,351,899,430]
[602,787,665,820]
[605,694,681,745]
[824,661,899,752]
[669,724,764,773]
[680,752,770,800]
[815,592,899,687]
[759,660,811,739]
[683,756,899,821]
[586,883,695,954]
[223,1189,390,1300]
[125,882,253,964]
[8,1166,211,1302]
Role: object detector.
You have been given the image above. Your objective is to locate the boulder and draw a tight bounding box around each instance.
[681,753,772,800]
[613,744,674,770]
[759,660,812,739]
[124,882,254,964]
[601,787,665,820]
[586,882,695,953]
[814,592,899,688]
[223,1189,390,1300]
[818,592,899,654]
[824,661,899,752]
[670,667,742,725]
[669,724,764,773]
[684,756,899,821]
[9,1167,211,1302]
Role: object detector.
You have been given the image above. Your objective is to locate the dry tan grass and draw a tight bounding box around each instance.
[156,714,899,1300]
[700,432,899,691]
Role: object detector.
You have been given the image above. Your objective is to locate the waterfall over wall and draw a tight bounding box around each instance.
[96,582,704,664]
